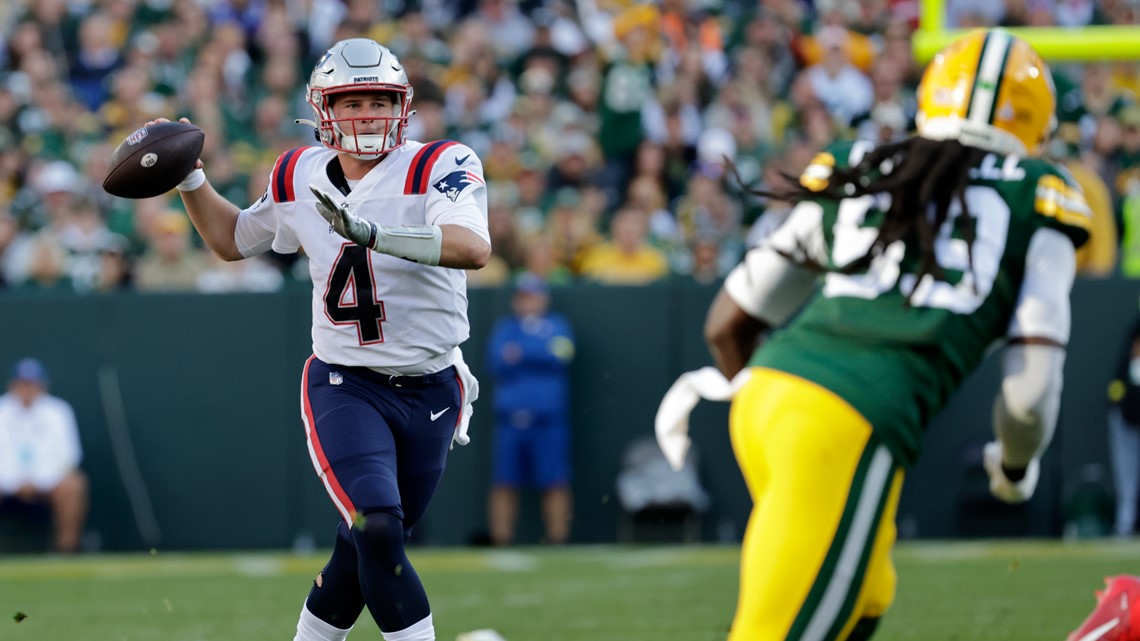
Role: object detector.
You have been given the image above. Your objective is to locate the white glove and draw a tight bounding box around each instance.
[311,185,375,247]
[983,441,1040,504]
[654,367,752,471]
[451,351,480,449]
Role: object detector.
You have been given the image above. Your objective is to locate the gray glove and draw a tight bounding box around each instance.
[311,185,376,248]
[310,184,443,265]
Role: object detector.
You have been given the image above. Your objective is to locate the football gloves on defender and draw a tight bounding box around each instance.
[983,440,1040,504]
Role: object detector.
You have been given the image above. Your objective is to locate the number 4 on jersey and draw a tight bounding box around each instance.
[324,244,386,344]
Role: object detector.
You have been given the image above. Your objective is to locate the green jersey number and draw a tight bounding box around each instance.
[823,187,1010,314]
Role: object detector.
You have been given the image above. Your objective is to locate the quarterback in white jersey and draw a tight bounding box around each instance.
[236,138,489,374]
[151,38,489,641]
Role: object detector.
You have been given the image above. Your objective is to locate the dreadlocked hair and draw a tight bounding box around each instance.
[737,137,990,304]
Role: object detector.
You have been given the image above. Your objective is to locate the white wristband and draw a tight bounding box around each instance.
[176,168,206,192]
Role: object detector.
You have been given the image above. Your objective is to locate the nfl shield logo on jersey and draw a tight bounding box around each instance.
[329,371,343,385]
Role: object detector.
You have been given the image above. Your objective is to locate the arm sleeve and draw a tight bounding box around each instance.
[1006,227,1076,344]
[424,145,490,244]
[235,190,294,257]
[722,201,825,325]
[993,344,1064,467]
[993,226,1077,468]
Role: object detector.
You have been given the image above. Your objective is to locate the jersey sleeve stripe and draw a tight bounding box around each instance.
[270,151,290,202]
[282,147,308,202]
[1035,175,1092,230]
[404,140,459,195]
[271,147,307,203]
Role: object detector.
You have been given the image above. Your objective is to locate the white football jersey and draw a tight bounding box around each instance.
[234,140,490,374]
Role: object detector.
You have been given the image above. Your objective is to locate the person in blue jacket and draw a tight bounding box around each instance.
[486,272,575,545]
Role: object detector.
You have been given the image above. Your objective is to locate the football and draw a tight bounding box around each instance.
[102,121,205,199]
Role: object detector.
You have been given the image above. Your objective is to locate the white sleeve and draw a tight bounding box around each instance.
[722,201,825,325]
[990,227,1077,469]
[235,190,296,257]
[993,343,1064,467]
[1006,227,1076,344]
[424,145,490,244]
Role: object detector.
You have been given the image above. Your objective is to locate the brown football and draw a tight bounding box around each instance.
[102,122,205,199]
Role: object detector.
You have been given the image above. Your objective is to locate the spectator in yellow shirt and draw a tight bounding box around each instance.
[578,208,669,285]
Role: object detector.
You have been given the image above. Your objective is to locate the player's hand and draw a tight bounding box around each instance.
[983,441,1040,504]
[311,185,376,248]
[144,117,205,178]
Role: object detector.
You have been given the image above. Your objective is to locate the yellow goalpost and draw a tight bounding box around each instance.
[912,0,1140,62]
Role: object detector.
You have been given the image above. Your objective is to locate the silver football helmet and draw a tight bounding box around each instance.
[301,38,414,158]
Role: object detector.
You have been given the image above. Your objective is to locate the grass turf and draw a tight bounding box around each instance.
[1,540,1137,641]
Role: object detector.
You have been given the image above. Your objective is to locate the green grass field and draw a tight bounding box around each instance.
[1,540,1136,641]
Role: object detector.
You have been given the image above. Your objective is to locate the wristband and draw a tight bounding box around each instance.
[176,168,206,192]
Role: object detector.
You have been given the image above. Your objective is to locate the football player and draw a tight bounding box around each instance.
[656,29,1090,641]
[149,38,490,641]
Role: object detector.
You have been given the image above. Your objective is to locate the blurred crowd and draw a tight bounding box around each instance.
[0,0,1138,295]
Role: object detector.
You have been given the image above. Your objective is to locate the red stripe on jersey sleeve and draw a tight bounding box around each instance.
[416,141,458,194]
[282,147,307,202]
[404,141,460,195]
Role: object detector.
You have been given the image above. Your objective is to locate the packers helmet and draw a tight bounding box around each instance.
[916,29,1056,156]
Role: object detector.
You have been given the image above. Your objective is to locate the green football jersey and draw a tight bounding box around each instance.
[750,140,1091,467]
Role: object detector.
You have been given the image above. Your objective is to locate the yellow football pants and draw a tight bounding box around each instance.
[727,368,905,641]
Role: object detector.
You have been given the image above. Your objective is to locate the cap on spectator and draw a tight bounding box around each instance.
[11,358,47,383]
[33,161,80,195]
[515,271,549,296]
[613,4,659,39]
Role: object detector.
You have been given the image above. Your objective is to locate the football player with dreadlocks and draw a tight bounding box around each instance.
[656,29,1090,641]
[147,38,490,641]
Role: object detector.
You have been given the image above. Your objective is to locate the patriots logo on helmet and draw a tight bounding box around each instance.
[433,169,484,202]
